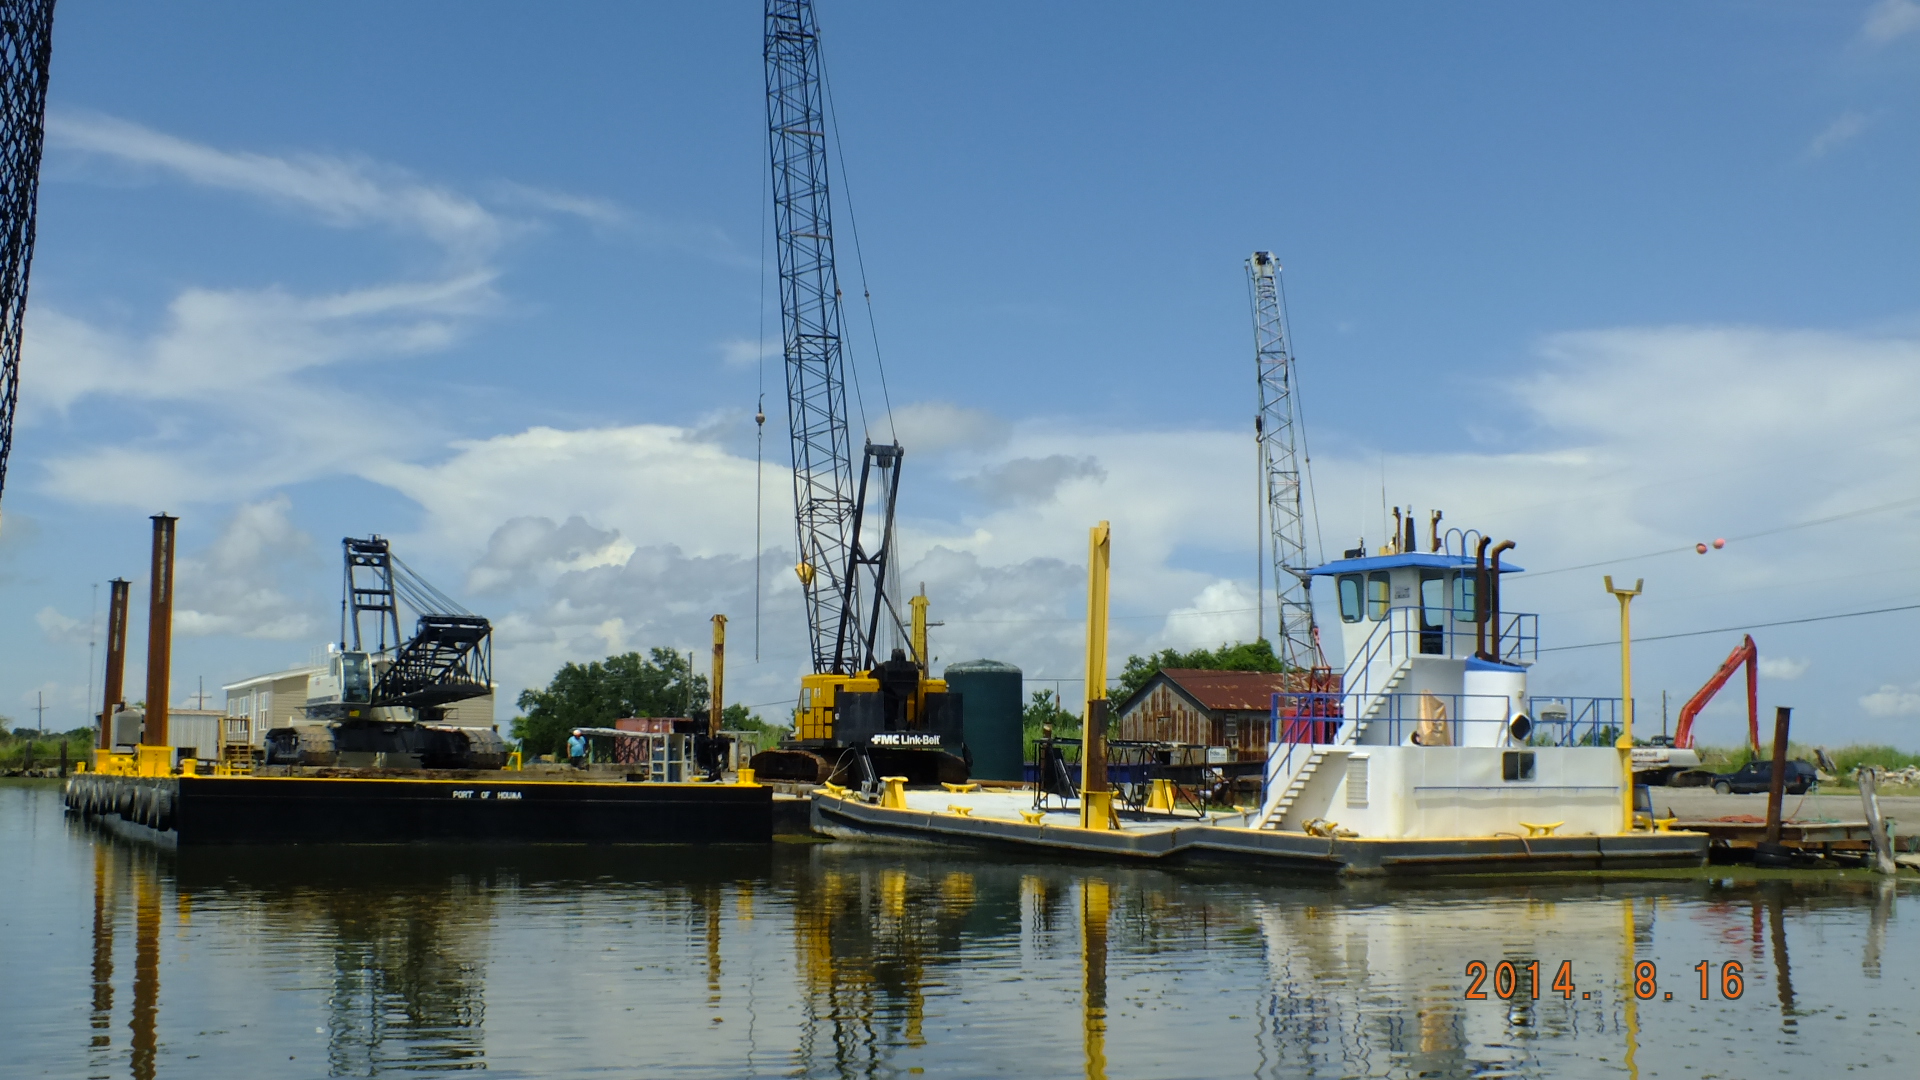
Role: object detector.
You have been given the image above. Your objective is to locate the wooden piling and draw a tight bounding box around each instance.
[1859,768,1898,876]
[1763,706,1790,845]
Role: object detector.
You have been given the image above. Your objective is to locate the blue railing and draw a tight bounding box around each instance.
[1268,692,1624,748]
[1343,606,1538,665]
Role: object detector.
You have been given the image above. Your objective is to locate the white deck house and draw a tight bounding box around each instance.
[1255,548,1629,838]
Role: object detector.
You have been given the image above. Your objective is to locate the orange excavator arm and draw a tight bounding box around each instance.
[1673,634,1758,753]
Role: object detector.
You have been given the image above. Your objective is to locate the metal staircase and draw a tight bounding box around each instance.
[1255,613,1415,831]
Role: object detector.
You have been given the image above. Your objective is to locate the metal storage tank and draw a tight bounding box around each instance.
[943,659,1023,781]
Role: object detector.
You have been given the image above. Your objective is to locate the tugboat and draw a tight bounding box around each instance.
[809,515,1705,876]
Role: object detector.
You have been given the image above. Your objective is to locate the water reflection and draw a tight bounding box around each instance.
[29,793,1914,1080]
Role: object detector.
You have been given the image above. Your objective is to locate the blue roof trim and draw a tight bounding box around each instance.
[1308,552,1525,577]
[1464,656,1525,672]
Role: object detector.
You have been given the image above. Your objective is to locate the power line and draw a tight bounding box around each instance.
[1539,602,1920,653]
[1515,493,1920,579]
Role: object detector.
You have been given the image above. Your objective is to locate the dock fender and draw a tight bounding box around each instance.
[153,786,175,832]
[116,783,135,819]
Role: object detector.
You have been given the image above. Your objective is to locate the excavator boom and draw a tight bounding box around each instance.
[1673,634,1759,753]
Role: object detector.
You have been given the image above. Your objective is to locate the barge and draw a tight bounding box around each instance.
[66,768,772,845]
[809,522,1711,876]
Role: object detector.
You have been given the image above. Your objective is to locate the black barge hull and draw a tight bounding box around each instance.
[66,773,772,845]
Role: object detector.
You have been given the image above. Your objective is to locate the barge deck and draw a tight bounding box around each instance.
[810,788,1706,876]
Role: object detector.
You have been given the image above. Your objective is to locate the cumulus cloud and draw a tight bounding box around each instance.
[961,454,1106,506]
[172,495,318,640]
[1758,656,1809,680]
[715,337,778,369]
[1861,683,1920,717]
[888,401,1011,455]
[35,606,88,644]
[468,515,627,594]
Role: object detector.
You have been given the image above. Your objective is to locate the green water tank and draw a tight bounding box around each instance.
[943,659,1023,781]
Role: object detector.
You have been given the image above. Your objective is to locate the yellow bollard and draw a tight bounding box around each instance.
[735,767,757,786]
[1144,778,1176,812]
[179,758,197,777]
[879,775,908,810]
[136,745,171,778]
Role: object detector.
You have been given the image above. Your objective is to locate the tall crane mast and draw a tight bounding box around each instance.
[1248,252,1315,673]
[766,0,870,675]
[0,1,55,517]
[754,0,966,788]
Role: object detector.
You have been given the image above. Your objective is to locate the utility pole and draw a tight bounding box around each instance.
[35,690,45,734]
[88,582,98,725]
[1247,252,1315,674]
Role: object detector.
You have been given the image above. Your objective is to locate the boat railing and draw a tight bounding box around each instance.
[1351,606,1540,666]
[1267,692,1626,748]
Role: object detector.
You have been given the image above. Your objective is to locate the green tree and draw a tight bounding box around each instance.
[512,648,708,756]
[1114,637,1284,702]
[1021,688,1082,762]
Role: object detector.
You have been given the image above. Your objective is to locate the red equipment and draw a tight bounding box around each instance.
[1672,635,1759,752]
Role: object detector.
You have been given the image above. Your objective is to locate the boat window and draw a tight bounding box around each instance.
[1419,571,1446,630]
[1337,574,1363,623]
[1453,571,1476,623]
[1366,572,1391,621]
[1502,751,1536,782]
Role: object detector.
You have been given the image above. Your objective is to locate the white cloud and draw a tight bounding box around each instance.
[716,337,778,369]
[1862,0,1920,43]
[1758,656,1809,680]
[35,605,87,644]
[49,111,505,262]
[961,454,1106,506]
[172,495,319,640]
[492,181,628,228]
[468,515,628,594]
[24,116,520,507]
[1861,682,1920,717]
[888,401,1011,455]
[1805,111,1869,159]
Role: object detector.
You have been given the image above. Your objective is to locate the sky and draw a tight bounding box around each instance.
[1,1,1916,747]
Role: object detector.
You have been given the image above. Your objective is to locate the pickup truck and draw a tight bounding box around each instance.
[1711,759,1818,796]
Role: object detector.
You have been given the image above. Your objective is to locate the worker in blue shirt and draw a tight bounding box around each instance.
[567,729,587,769]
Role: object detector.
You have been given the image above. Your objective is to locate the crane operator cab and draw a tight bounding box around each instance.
[304,647,374,721]
[755,598,971,789]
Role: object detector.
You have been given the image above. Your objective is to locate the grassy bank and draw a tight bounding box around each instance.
[0,727,94,770]
[1694,742,1920,792]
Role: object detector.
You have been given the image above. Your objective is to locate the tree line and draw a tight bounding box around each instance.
[512,648,777,756]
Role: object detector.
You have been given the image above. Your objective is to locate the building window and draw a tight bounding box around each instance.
[1502,751,1535,782]
[1367,572,1391,621]
[1224,717,1239,741]
[1337,574,1363,623]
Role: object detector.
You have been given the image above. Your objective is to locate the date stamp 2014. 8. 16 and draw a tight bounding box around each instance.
[1463,960,1745,1002]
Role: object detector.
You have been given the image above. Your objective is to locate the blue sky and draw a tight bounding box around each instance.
[2,2,1917,744]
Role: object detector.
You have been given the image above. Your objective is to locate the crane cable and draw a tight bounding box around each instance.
[814,15,896,445]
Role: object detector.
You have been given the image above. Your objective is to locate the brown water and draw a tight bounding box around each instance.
[3,779,1913,1078]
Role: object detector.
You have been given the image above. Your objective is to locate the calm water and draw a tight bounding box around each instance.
[3,780,1913,1079]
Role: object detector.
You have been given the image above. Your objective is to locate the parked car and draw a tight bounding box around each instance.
[1711,759,1817,795]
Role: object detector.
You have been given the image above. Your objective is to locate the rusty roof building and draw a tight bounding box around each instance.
[1113,669,1293,758]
